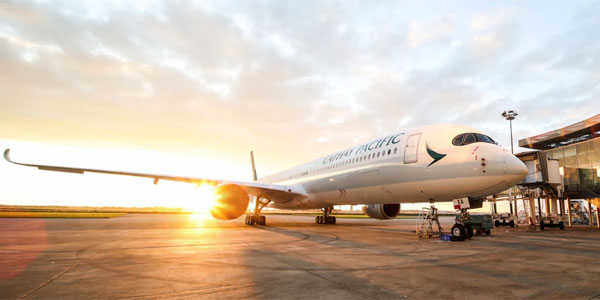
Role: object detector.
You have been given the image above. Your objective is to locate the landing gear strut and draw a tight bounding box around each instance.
[451,209,470,241]
[245,196,271,225]
[315,206,336,224]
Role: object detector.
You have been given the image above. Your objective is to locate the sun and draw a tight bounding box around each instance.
[182,183,218,214]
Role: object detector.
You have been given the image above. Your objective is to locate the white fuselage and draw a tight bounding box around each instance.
[259,124,527,209]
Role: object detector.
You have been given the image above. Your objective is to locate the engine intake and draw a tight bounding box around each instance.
[363,203,401,220]
[210,184,249,220]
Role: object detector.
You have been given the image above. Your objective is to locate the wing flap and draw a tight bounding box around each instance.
[38,166,85,174]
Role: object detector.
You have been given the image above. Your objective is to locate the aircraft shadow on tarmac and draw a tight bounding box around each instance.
[244,225,600,299]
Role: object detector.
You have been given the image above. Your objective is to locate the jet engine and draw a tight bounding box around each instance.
[363,203,401,220]
[209,184,249,220]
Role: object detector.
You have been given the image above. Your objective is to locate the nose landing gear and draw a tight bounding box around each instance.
[451,223,468,241]
[451,209,470,241]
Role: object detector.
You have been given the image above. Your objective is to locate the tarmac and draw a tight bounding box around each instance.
[1,213,600,300]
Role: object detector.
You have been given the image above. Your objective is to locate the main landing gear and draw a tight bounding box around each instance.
[315,206,336,224]
[245,196,271,226]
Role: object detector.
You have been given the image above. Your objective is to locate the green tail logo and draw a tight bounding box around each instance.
[426,144,446,167]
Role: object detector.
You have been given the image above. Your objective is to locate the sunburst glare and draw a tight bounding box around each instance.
[185,183,218,212]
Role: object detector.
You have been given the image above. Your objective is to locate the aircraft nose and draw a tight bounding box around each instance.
[503,152,528,178]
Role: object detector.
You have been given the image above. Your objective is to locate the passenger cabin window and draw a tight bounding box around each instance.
[452,133,497,146]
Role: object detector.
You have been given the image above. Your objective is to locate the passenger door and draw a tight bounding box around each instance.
[404,133,421,164]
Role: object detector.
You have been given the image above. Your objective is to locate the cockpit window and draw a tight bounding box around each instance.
[452,135,464,146]
[475,133,495,144]
[463,133,476,144]
[452,133,497,146]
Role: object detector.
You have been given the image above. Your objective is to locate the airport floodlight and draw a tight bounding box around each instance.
[501,110,518,153]
[501,110,518,121]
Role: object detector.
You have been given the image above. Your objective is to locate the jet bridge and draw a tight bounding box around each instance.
[491,151,566,230]
[516,151,565,230]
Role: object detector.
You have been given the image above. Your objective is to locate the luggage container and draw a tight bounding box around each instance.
[462,214,493,237]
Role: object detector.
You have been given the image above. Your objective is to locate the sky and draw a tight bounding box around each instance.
[0,0,599,211]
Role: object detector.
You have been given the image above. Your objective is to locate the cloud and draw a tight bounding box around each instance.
[2,0,600,209]
[467,7,519,62]
[0,0,598,175]
[406,15,456,48]
[471,7,517,31]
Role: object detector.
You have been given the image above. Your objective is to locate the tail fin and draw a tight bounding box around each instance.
[250,151,257,181]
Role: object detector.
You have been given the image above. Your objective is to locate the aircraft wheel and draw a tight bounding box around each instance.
[315,216,320,224]
[451,224,467,241]
[249,215,255,225]
[484,229,491,235]
[494,220,500,227]
[259,215,266,225]
[540,221,545,230]
[465,225,473,239]
[332,216,336,224]
[559,221,564,230]
[509,220,515,228]
[244,215,250,225]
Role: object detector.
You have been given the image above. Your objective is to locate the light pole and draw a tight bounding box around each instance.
[501,110,518,154]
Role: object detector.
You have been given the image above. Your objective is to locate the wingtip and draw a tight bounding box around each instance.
[3,149,10,162]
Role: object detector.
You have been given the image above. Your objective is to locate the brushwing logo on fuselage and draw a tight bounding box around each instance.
[426,143,446,167]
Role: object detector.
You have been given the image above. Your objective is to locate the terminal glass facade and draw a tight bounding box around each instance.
[547,138,600,198]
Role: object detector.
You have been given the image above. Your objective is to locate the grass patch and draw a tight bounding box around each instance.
[332,214,416,219]
[262,211,417,219]
[0,212,126,218]
[0,205,188,214]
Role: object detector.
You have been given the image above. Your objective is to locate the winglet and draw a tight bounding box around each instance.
[4,148,30,167]
[3,149,12,163]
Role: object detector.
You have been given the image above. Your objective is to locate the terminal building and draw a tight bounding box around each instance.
[519,113,600,200]
[516,113,600,227]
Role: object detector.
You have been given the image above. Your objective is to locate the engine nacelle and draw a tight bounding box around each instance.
[209,184,249,220]
[363,203,401,220]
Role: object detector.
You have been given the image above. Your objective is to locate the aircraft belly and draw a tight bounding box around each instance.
[382,175,514,202]
[272,159,515,209]
[273,174,514,210]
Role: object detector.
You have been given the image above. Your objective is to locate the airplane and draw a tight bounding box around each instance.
[3,123,527,241]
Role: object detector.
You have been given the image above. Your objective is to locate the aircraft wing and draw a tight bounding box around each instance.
[3,149,306,203]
